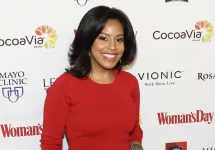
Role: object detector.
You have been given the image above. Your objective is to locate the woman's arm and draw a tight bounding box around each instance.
[40,76,71,150]
[130,77,143,150]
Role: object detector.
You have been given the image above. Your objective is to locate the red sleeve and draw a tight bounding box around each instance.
[130,77,143,143]
[40,75,71,150]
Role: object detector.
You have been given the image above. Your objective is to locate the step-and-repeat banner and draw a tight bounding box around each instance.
[0,0,214,149]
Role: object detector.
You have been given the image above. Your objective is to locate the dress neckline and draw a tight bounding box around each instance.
[87,69,119,86]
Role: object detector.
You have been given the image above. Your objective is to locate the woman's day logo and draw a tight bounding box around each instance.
[35,26,57,49]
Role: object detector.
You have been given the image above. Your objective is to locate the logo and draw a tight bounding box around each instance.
[195,21,214,42]
[74,0,89,6]
[158,110,214,125]
[166,141,187,150]
[198,73,215,81]
[166,0,188,2]
[203,148,215,150]
[0,25,57,49]
[0,124,43,138]
[0,71,27,103]
[2,87,24,103]
[43,78,56,90]
[137,71,183,86]
[153,20,214,43]
[35,25,57,48]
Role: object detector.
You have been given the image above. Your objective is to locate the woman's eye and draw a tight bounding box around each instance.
[98,36,108,41]
[116,38,124,42]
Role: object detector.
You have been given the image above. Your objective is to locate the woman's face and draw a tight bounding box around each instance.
[90,19,125,70]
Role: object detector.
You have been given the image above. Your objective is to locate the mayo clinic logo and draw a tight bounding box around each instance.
[74,0,89,6]
[166,141,187,150]
[0,71,27,103]
[2,87,24,103]
[166,0,188,2]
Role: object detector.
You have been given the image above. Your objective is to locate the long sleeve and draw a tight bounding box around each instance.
[130,77,143,143]
[40,76,71,150]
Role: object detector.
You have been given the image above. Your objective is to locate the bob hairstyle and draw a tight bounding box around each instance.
[66,6,137,78]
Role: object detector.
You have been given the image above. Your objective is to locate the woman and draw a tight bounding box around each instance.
[40,5,143,150]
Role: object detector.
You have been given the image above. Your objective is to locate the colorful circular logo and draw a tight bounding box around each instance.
[195,21,214,43]
[35,26,57,49]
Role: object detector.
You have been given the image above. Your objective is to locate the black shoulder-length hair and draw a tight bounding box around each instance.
[66,5,137,78]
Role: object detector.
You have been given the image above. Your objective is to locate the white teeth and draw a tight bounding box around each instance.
[102,54,116,58]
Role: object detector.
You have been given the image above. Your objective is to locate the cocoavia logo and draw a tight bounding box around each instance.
[35,25,57,49]
[153,20,213,43]
[195,21,214,43]
[0,25,57,49]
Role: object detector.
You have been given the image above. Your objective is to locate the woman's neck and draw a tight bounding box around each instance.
[89,68,115,84]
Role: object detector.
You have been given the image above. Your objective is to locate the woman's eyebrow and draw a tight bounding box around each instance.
[100,32,124,37]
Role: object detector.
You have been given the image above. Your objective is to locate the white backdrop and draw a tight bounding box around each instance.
[0,0,214,150]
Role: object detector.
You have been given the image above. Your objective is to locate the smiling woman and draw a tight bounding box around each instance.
[40,6,143,150]
[89,19,125,82]
[66,5,137,79]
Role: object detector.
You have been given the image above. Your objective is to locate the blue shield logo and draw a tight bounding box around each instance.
[2,86,24,103]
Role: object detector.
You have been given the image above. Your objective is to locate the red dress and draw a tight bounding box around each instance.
[40,70,143,150]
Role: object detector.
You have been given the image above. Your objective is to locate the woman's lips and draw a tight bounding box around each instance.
[102,53,117,61]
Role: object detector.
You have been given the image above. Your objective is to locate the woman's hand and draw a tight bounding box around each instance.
[130,141,143,150]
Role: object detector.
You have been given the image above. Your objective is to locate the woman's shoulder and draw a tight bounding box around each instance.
[48,72,78,90]
[118,70,137,79]
[117,70,138,84]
